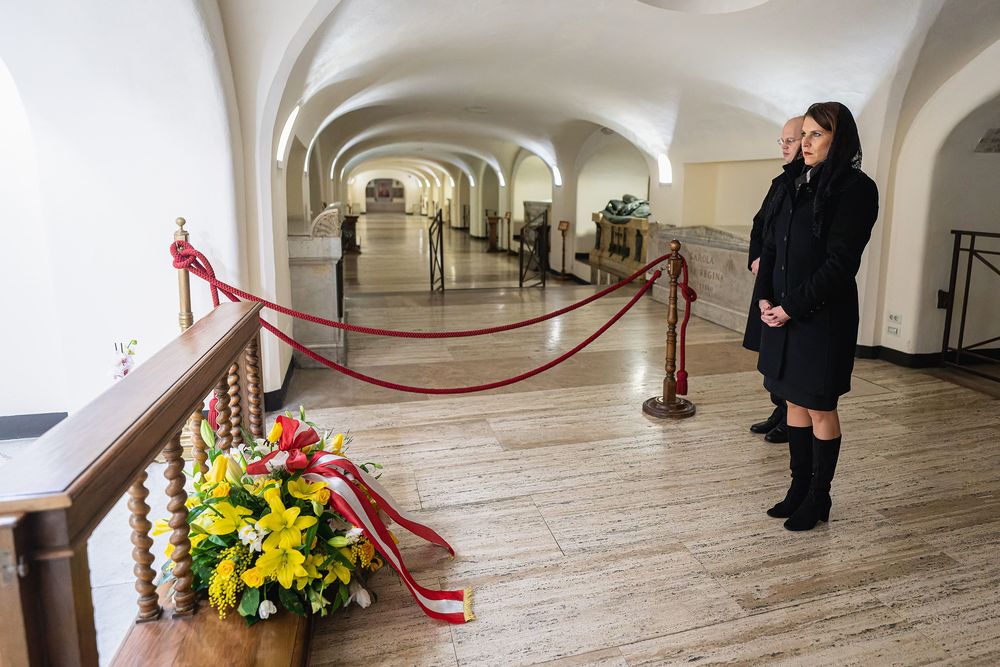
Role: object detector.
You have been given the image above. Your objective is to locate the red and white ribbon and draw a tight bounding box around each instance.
[303,453,472,624]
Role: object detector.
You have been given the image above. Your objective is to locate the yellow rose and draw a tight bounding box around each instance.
[217,559,235,578]
[211,482,231,498]
[316,488,331,504]
[241,567,264,588]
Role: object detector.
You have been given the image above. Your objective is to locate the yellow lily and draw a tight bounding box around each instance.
[256,545,307,589]
[204,455,229,484]
[294,554,322,590]
[323,560,351,586]
[287,478,328,503]
[203,502,253,536]
[257,489,317,549]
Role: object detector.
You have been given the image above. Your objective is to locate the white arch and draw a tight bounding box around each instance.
[883,38,1000,354]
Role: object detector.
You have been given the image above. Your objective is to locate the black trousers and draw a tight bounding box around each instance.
[770,392,787,411]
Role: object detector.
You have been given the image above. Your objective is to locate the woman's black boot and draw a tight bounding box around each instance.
[766,425,813,518]
[784,435,842,531]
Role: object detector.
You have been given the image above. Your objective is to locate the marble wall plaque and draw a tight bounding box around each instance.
[647,223,755,333]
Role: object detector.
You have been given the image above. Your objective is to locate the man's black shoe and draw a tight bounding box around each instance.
[764,424,789,443]
[750,407,784,434]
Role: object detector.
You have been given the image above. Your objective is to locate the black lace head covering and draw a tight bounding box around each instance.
[806,101,863,237]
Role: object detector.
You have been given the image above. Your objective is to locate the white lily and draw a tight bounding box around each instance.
[348,580,372,609]
[345,526,364,544]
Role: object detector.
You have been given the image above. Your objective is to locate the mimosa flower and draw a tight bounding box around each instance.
[352,537,376,568]
[256,545,308,589]
[203,502,253,536]
[257,489,317,549]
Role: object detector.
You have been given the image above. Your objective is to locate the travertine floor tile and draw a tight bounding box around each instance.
[619,589,951,666]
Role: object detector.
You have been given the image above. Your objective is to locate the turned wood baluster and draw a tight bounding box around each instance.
[188,409,207,475]
[226,361,243,447]
[214,379,232,451]
[163,433,195,615]
[245,335,264,439]
[128,471,161,622]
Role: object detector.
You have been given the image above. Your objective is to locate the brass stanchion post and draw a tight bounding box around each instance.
[175,218,193,332]
[173,217,208,468]
[643,239,696,419]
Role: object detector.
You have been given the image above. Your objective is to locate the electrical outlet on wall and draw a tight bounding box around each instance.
[887,325,900,336]
[888,312,902,324]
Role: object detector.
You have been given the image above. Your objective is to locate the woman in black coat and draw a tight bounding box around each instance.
[752,101,879,531]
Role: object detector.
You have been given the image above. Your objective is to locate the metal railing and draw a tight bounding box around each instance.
[941,229,1000,382]
[429,209,445,292]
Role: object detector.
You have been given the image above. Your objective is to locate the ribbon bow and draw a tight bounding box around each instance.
[246,415,320,474]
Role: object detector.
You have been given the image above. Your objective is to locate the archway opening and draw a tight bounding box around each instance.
[364,178,406,213]
[928,92,1000,360]
[574,136,650,281]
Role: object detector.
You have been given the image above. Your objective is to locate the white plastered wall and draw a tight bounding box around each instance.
[0,59,64,415]
[0,1,244,414]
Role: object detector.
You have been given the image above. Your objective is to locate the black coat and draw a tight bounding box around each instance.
[751,162,879,400]
[742,174,786,352]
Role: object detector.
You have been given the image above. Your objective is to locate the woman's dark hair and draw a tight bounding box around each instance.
[805,101,863,237]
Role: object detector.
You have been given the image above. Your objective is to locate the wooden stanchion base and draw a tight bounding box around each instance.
[642,396,696,419]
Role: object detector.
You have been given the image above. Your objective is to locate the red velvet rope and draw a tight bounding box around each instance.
[211,268,660,394]
[171,240,673,339]
[675,257,698,396]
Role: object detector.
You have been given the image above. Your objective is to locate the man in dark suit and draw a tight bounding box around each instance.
[743,116,803,443]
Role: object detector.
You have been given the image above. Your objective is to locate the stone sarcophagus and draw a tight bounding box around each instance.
[647,223,754,333]
[588,212,649,283]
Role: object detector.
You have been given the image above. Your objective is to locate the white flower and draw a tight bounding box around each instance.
[345,527,364,544]
[258,600,278,619]
[239,526,264,552]
[348,580,372,609]
[265,450,289,472]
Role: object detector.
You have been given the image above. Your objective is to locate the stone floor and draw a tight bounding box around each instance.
[299,215,1000,665]
[6,213,998,665]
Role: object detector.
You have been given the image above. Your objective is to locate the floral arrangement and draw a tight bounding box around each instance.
[158,408,387,624]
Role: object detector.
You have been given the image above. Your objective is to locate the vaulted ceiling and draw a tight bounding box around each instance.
[282,0,943,179]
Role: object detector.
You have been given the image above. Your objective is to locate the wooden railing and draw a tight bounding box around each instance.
[0,301,264,666]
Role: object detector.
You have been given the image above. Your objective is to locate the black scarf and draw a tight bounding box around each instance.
[810,103,863,237]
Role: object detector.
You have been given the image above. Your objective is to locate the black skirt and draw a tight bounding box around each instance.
[764,375,839,411]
